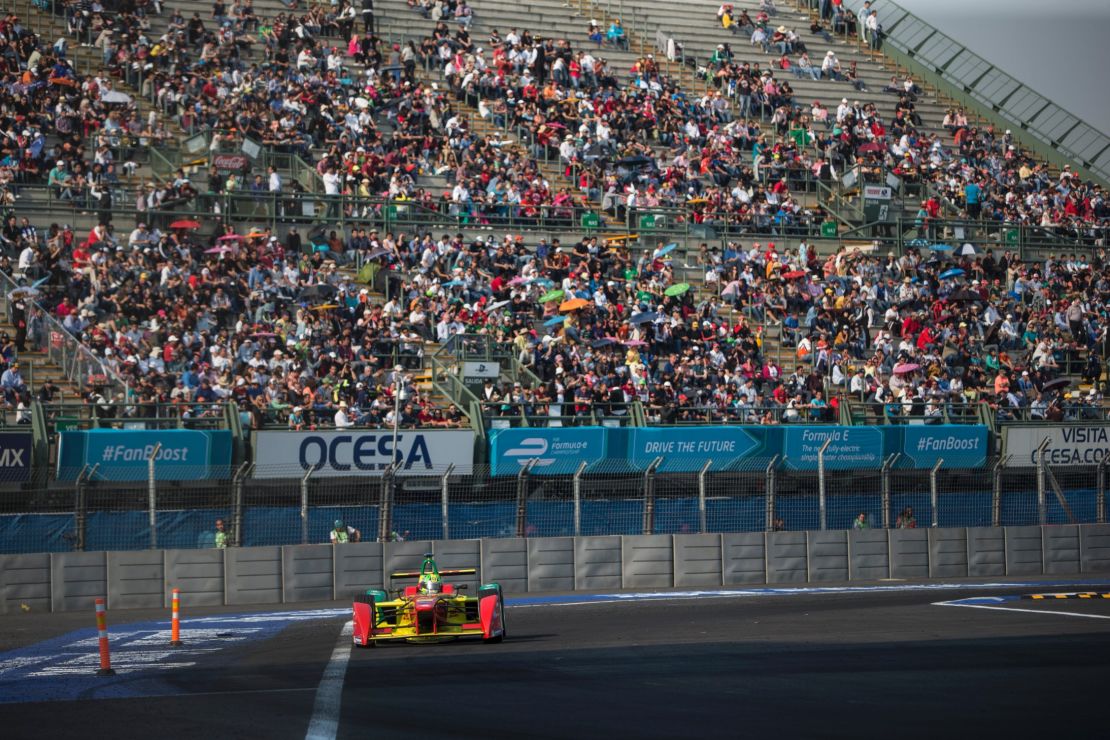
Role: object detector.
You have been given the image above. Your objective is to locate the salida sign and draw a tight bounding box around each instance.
[252,430,474,478]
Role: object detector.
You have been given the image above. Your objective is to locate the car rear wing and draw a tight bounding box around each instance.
[389,568,477,580]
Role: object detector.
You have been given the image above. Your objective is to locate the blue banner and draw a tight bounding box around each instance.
[56,430,234,481]
[782,427,885,470]
[489,427,607,475]
[0,432,32,482]
[902,425,988,469]
[488,425,989,475]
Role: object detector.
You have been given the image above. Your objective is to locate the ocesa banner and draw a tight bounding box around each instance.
[0,432,32,482]
[252,430,475,478]
[56,430,234,481]
[1003,425,1110,467]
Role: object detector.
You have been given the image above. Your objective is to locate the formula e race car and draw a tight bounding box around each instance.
[352,553,506,647]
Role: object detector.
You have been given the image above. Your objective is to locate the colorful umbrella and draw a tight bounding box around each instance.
[624,339,648,347]
[655,242,678,257]
[630,312,658,325]
[929,243,955,252]
[782,270,807,280]
[543,315,566,327]
[441,279,465,287]
[204,245,235,254]
[539,289,564,303]
[170,219,201,230]
[560,298,590,312]
[664,283,691,297]
[7,286,39,300]
[217,234,244,242]
[591,338,615,348]
[246,230,268,239]
[486,300,511,313]
[311,303,340,311]
[508,276,527,286]
[893,362,920,374]
[959,243,978,256]
[1042,377,1070,393]
[938,268,964,280]
[907,238,930,248]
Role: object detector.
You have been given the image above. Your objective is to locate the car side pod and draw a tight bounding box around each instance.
[352,589,389,647]
[477,583,506,643]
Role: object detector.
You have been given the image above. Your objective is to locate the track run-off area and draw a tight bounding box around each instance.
[2,579,1110,739]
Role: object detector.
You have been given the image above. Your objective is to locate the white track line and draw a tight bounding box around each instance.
[304,620,353,740]
[935,602,1110,620]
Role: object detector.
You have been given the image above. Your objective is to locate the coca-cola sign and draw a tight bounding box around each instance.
[212,154,249,173]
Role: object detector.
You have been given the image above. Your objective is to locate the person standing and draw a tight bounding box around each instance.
[853,512,870,529]
[214,518,229,548]
[331,519,361,543]
[361,0,374,34]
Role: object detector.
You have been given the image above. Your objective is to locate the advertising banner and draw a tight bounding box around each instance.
[252,430,475,478]
[56,430,233,481]
[488,425,990,475]
[1003,425,1110,467]
[902,425,988,469]
[782,427,884,470]
[0,432,32,482]
[489,427,606,476]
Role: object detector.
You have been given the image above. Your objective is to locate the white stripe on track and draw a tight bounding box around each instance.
[934,602,1110,620]
[304,620,353,740]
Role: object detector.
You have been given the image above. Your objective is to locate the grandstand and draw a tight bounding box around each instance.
[0,0,1107,552]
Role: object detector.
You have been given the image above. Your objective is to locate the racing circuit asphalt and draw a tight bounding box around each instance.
[2,581,1110,739]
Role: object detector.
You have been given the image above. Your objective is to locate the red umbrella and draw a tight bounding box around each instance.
[783,270,807,279]
[217,234,244,242]
[170,219,201,230]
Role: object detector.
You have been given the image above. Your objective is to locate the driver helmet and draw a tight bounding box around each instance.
[420,577,442,594]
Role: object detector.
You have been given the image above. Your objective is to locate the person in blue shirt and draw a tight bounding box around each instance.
[964,180,982,219]
[606,19,627,49]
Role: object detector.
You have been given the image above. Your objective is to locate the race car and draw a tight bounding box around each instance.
[352,553,506,647]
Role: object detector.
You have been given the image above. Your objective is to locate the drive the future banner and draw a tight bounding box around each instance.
[489,425,988,476]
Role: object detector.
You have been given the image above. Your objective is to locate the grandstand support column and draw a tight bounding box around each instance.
[880,454,899,530]
[817,439,833,531]
[515,460,539,539]
[765,456,781,533]
[231,463,253,548]
[642,457,664,536]
[991,457,1009,528]
[573,461,588,537]
[300,468,313,546]
[440,465,455,541]
[1098,461,1108,525]
[697,460,713,535]
[147,444,162,550]
[929,460,944,529]
[1036,439,1050,526]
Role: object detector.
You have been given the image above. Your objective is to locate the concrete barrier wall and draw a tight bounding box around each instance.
[50,552,107,612]
[622,535,674,589]
[282,545,334,603]
[17,526,1110,611]
[225,546,282,606]
[807,530,848,582]
[165,549,225,607]
[107,550,164,609]
[673,534,723,587]
[527,537,574,592]
[0,553,50,614]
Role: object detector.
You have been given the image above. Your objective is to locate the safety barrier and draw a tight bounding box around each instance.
[3,525,1109,613]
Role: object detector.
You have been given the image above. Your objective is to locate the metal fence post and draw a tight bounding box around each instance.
[930,459,943,528]
[642,457,663,536]
[1098,460,1107,525]
[1036,439,1049,526]
[74,464,96,552]
[377,462,397,543]
[697,460,712,534]
[300,468,312,545]
[147,443,161,549]
[991,456,1007,528]
[817,438,832,530]
[441,464,455,540]
[515,459,537,538]
[231,462,252,548]
[573,461,588,537]
[880,454,898,529]
[765,455,780,532]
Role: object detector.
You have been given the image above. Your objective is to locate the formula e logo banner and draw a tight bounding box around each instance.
[252,430,475,478]
[902,426,987,469]
[783,427,884,470]
[489,427,606,475]
[0,432,32,482]
[56,430,233,481]
[1003,425,1108,467]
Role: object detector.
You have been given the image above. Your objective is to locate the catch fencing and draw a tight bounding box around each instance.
[0,455,1105,555]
